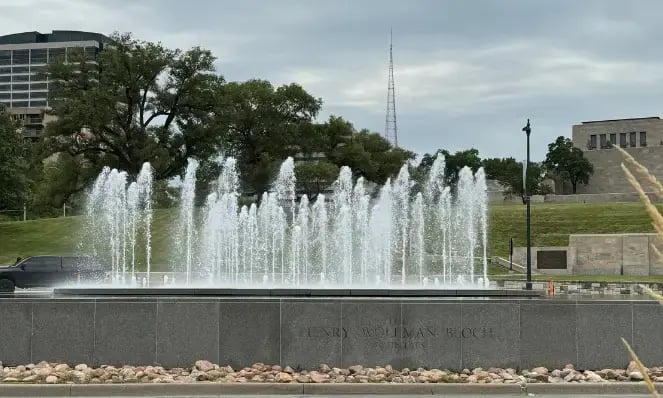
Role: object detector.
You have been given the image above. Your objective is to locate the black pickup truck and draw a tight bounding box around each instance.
[0,255,107,292]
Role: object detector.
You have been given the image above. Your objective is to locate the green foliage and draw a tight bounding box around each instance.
[294,161,340,200]
[0,108,28,210]
[442,149,482,184]
[29,152,98,211]
[414,149,481,186]
[412,148,481,191]
[44,32,223,180]
[328,130,415,185]
[544,136,594,193]
[213,79,322,194]
[482,157,551,199]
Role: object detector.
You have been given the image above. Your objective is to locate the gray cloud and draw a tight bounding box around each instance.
[2,0,662,160]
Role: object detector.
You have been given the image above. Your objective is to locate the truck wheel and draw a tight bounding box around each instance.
[0,279,15,293]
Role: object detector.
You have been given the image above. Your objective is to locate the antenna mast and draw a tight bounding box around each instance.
[385,29,398,147]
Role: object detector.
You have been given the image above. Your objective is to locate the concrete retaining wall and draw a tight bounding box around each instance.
[512,247,574,275]
[512,233,663,276]
[0,297,657,370]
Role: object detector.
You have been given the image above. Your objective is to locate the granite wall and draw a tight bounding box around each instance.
[512,233,663,276]
[0,297,654,370]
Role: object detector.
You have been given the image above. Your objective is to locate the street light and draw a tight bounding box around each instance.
[522,119,532,290]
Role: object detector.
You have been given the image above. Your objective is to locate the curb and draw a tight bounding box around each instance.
[0,381,659,396]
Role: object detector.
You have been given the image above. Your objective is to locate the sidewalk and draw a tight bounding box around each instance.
[0,382,658,396]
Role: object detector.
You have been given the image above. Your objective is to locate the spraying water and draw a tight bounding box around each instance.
[83,155,489,288]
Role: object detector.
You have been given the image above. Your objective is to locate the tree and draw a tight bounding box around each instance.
[30,153,98,210]
[44,32,224,181]
[0,108,28,210]
[294,161,340,200]
[412,148,482,190]
[442,149,482,185]
[482,157,550,199]
[212,79,322,194]
[328,130,415,185]
[544,136,594,193]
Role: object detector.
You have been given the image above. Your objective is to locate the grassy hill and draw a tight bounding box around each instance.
[489,202,660,259]
[0,202,658,267]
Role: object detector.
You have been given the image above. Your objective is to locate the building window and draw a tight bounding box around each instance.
[640,131,647,147]
[11,50,29,65]
[30,83,47,91]
[29,93,47,102]
[0,66,10,75]
[30,49,47,64]
[0,83,9,91]
[630,132,637,147]
[11,66,30,74]
[11,83,29,91]
[0,93,9,100]
[0,75,10,83]
[620,132,627,147]
[12,92,29,100]
[600,133,607,148]
[609,133,616,147]
[30,100,47,107]
[589,134,597,149]
[0,50,10,66]
[12,74,30,82]
[48,48,65,62]
[11,100,29,107]
[84,47,97,61]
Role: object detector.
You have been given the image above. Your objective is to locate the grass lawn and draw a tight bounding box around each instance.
[489,202,659,258]
[0,209,177,268]
[0,202,659,276]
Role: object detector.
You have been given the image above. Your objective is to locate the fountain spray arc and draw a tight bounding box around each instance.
[83,155,490,288]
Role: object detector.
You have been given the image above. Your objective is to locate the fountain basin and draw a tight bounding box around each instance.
[0,294,656,371]
[53,287,541,297]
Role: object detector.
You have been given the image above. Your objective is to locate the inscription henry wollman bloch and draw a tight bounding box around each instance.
[306,320,496,350]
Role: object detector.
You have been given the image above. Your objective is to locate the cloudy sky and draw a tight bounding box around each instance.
[2,0,662,161]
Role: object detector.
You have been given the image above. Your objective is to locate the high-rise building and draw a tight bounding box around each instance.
[0,30,108,139]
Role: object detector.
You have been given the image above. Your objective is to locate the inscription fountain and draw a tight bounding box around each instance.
[77,155,491,289]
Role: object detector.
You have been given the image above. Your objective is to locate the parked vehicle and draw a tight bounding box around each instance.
[0,255,107,292]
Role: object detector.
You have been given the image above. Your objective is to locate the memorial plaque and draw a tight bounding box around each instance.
[537,250,567,269]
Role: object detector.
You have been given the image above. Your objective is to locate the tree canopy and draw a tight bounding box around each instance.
[212,79,322,194]
[544,136,594,193]
[45,32,224,179]
[0,108,28,210]
[294,161,340,200]
[482,157,550,200]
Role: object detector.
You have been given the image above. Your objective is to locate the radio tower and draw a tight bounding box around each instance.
[385,29,398,147]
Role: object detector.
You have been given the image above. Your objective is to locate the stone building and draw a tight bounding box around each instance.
[571,116,663,194]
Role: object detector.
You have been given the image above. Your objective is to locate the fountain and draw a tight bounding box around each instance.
[76,155,495,290]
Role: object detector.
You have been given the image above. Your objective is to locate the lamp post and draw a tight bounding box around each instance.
[522,119,532,290]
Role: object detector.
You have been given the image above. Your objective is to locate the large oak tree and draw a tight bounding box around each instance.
[44,32,224,180]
